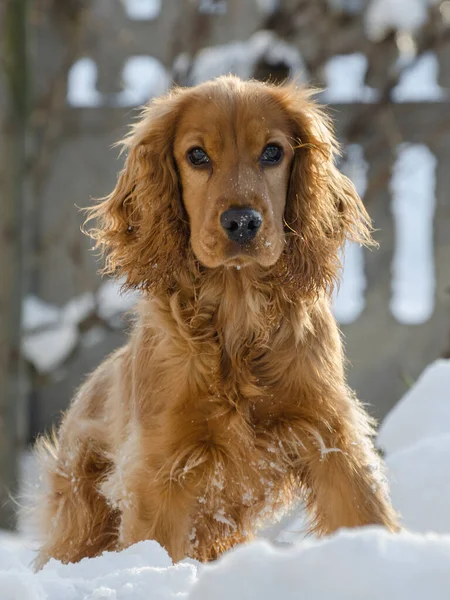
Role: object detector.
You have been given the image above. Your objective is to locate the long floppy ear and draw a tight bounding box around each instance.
[84,88,192,293]
[272,84,374,300]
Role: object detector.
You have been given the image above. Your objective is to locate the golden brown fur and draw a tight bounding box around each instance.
[34,76,398,569]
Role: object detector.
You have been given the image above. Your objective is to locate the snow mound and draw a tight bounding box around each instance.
[387,434,450,534]
[190,528,450,600]
[0,540,196,600]
[3,358,450,597]
[3,529,450,600]
[378,359,450,455]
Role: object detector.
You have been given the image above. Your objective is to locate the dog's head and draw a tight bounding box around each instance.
[87,75,372,298]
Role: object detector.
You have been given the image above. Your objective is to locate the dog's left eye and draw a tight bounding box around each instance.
[260,144,283,165]
[187,147,210,166]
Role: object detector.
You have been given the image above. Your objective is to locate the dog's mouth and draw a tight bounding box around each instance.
[223,255,253,269]
[211,236,283,269]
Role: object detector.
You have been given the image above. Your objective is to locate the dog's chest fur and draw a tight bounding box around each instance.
[139,274,312,550]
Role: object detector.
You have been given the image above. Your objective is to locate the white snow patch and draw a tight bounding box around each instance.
[378,359,450,455]
[190,31,307,85]
[22,296,60,332]
[22,325,78,374]
[365,0,430,41]
[393,52,445,102]
[387,434,450,534]
[67,58,103,108]
[3,358,450,597]
[390,143,436,324]
[0,539,196,600]
[333,145,368,324]
[322,54,377,103]
[189,529,450,600]
[115,56,170,107]
[62,293,96,326]
[97,279,139,322]
[120,0,161,20]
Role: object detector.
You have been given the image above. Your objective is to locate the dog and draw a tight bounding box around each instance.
[34,75,398,568]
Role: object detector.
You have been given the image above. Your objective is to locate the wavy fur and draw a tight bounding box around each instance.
[34,76,397,569]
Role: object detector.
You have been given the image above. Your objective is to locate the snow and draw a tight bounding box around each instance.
[115,57,170,107]
[22,325,78,374]
[3,358,450,597]
[365,0,430,41]
[380,359,450,534]
[190,31,306,85]
[322,54,376,103]
[334,145,368,324]
[0,539,196,600]
[378,359,450,455]
[387,435,450,534]
[189,529,450,600]
[62,293,96,326]
[22,296,60,332]
[390,143,436,324]
[97,279,139,322]
[67,58,103,108]
[21,284,137,373]
[120,0,161,20]
[393,52,445,102]
[68,54,169,108]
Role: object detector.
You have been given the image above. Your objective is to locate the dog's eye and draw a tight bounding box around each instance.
[260,144,283,165]
[187,147,210,166]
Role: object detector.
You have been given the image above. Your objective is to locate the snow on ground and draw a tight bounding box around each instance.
[378,359,450,456]
[2,358,450,598]
[189,529,450,600]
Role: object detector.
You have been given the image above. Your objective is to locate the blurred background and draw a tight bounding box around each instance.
[0,0,449,530]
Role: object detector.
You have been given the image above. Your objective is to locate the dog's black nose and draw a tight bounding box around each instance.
[220,208,263,243]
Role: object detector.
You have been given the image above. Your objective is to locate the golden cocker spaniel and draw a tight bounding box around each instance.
[34,75,398,568]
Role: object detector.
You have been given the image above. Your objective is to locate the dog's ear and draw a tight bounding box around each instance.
[274,84,374,299]
[84,89,191,292]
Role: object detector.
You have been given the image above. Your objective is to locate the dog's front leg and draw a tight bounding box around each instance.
[290,390,399,535]
[117,476,196,562]
[108,431,227,563]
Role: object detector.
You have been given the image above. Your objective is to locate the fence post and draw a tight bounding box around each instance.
[0,0,28,529]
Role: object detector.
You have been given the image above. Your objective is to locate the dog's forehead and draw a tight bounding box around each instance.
[175,86,291,151]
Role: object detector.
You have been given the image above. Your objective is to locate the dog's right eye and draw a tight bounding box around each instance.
[187,147,210,166]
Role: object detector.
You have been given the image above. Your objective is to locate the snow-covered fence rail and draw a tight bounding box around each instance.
[25,0,450,436]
